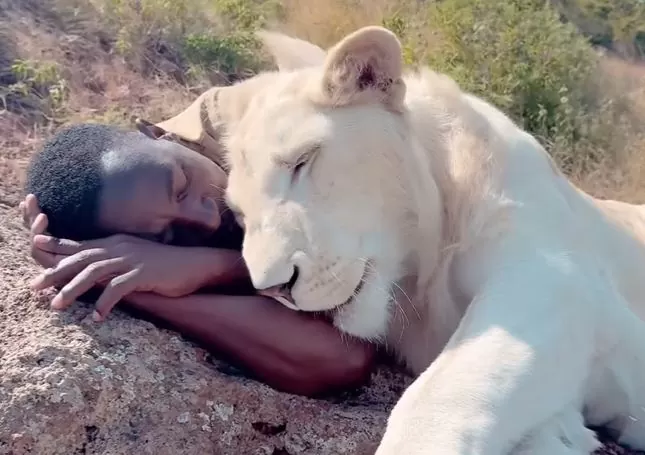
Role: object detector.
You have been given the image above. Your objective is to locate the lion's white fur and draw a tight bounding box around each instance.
[217,27,645,454]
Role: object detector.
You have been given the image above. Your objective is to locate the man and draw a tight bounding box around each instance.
[20,86,376,398]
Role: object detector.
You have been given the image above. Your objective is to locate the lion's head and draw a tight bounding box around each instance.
[223,27,444,340]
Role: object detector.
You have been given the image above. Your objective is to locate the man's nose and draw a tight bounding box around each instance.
[182,196,221,230]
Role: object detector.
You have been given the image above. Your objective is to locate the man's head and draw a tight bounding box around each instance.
[25,122,232,246]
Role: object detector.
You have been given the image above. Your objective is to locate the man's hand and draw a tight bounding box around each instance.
[20,194,62,268]
[20,194,250,322]
[28,233,225,321]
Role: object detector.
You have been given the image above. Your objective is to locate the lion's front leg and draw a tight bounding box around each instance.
[376,256,605,455]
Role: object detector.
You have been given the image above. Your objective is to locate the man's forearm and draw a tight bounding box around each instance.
[123,292,376,396]
[175,247,252,291]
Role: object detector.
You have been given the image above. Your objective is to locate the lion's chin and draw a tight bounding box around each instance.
[334,266,368,310]
[335,258,374,309]
[330,265,393,340]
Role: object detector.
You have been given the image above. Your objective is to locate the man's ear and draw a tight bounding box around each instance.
[134,117,168,139]
[318,26,405,111]
[256,29,326,71]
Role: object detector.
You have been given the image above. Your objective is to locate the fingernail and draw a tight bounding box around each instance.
[29,277,42,289]
[92,311,102,322]
[50,295,64,310]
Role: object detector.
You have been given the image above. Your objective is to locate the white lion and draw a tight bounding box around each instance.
[217,26,645,454]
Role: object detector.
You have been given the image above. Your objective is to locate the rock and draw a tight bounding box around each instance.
[0,203,642,455]
[0,206,413,455]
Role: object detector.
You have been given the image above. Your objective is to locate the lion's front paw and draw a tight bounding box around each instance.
[512,408,600,455]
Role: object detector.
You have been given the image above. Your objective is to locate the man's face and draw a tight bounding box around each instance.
[98,134,231,246]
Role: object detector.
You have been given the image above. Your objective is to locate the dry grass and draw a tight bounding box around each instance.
[1,0,645,205]
[566,56,645,202]
[276,0,396,46]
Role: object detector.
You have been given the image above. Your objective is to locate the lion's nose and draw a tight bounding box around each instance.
[257,267,300,310]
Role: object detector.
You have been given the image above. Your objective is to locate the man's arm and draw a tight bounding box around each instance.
[21,193,251,297]
[20,196,376,396]
[123,292,376,397]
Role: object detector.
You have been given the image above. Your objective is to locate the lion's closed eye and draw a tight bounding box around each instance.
[286,143,322,183]
[293,158,308,176]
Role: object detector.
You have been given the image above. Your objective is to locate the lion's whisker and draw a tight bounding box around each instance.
[361,258,412,330]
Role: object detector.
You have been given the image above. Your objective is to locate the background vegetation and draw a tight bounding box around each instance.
[2,0,645,201]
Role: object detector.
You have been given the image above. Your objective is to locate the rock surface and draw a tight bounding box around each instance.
[0,206,410,455]
[0,182,642,454]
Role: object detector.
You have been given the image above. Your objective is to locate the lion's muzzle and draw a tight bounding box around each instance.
[256,266,300,310]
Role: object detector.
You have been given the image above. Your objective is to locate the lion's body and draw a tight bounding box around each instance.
[219,27,645,454]
[385,71,645,453]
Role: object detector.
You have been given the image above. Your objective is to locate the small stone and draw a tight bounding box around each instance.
[214,403,234,422]
[177,412,190,424]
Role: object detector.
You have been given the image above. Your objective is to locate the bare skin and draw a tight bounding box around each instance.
[21,133,376,397]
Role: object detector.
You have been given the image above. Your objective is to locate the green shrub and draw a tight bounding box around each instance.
[97,0,198,55]
[93,0,275,83]
[182,32,262,79]
[5,59,68,117]
[573,0,645,56]
[381,12,418,65]
[425,0,598,153]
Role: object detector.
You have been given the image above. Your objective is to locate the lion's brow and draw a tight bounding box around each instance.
[271,141,324,167]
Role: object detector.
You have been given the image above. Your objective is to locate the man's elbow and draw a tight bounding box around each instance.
[332,341,376,388]
[286,341,377,397]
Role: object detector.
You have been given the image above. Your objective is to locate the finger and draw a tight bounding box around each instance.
[29,218,57,269]
[93,269,139,322]
[33,234,127,255]
[50,258,127,311]
[30,248,109,290]
[30,214,48,238]
[32,234,83,255]
[25,194,43,226]
[20,201,34,230]
[30,248,59,269]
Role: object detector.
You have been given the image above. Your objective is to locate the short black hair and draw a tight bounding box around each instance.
[25,123,129,241]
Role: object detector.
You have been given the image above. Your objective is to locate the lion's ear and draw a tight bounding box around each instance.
[256,30,326,71]
[320,26,405,111]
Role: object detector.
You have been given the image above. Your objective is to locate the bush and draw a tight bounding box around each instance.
[182,32,262,81]
[424,0,598,154]
[568,0,645,58]
[4,59,68,119]
[94,0,270,84]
